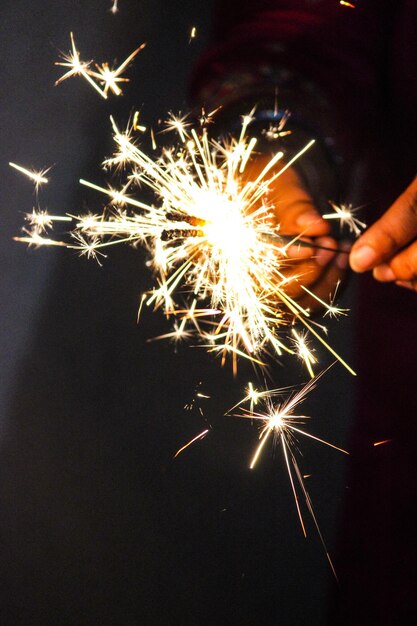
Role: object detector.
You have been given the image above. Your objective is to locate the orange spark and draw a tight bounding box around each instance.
[174,429,210,458]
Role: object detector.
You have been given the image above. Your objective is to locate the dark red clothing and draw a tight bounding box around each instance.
[193,2,417,624]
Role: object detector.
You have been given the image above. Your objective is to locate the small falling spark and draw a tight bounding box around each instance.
[323,202,366,236]
[110,0,119,14]
[340,1,356,7]
[373,439,392,447]
[150,128,157,150]
[174,428,210,458]
[132,111,147,133]
[189,26,197,43]
[9,162,51,191]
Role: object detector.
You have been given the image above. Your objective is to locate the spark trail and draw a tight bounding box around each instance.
[16,112,355,376]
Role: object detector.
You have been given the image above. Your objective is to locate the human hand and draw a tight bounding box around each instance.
[349,177,417,292]
[258,159,348,309]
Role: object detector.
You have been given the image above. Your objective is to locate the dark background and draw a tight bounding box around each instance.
[0,1,355,624]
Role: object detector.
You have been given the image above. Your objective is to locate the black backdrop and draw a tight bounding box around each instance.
[0,2,355,624]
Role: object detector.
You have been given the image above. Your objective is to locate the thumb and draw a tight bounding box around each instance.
[350,178,417,273]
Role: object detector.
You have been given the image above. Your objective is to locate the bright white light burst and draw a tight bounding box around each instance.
[16,113,355,376]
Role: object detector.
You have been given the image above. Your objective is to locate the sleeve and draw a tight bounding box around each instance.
[191,0,396,201]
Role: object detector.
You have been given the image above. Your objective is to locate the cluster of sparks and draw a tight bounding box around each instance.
[15,111,363,377]
[55,32,145,99]
[172,367,351,574]
[229,368,348,576]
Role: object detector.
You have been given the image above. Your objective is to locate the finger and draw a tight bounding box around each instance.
[286,236,338,263]
[271,166,331,237]
[396,280,417,292]
[373,239,417,282]
[282,249,337,300]
[315,236,341,267]
[350,178,417,272]
[286,238,315,260]
[296,254,347,311]
[281,258,322,299]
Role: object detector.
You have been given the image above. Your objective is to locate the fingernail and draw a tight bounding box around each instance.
[296,211,320,227]
[373,264,396,282]
[350,245,377,272]
[396,281,414,291]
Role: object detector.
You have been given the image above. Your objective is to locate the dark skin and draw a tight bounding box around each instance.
[256,158,417,303]
[249,157,348,311]
[350,177,417,292]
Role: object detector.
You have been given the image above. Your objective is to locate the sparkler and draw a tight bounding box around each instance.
[231,368,348,576]
[55,33,145,98]
[16,112,356,376]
